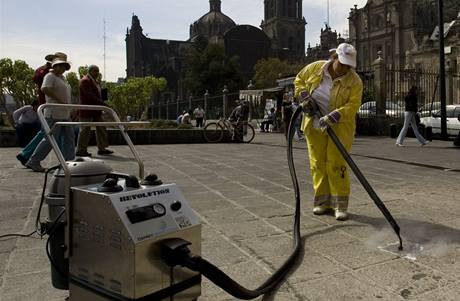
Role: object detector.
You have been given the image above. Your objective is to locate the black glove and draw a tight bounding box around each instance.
[299,91,315,116]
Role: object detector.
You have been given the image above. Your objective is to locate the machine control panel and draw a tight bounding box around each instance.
[125,203,166,224]
[74,182,200,243]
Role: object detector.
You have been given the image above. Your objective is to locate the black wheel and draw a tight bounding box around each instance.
[203,122,224,143]
[241,123,255,143]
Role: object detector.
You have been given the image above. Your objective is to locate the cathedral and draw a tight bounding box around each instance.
[125,0,306,102]
[348,0,460,70]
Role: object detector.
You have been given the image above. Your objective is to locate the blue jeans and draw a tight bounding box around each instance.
[28,118,75,164]
[20,129,45,160]
[396,111,426,145]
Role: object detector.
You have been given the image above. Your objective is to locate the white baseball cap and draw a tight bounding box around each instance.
[329,43,357,68]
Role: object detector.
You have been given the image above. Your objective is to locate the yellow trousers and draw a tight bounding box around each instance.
[305,123,355,211]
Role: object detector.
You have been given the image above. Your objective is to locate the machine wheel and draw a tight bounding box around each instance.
[242,123,255,143]
[203,122,224,143]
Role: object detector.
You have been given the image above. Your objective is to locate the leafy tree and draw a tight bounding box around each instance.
[78,66,89,78]
[0,58,36,126]
[106,76,167,121]
[184,43,244,96]
[252,58,302,89]
[65,72,80,104]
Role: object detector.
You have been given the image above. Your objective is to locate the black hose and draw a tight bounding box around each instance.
[36,165,61,237]
[169,106,304,299]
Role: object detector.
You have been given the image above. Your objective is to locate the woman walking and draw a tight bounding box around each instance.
[396,86,428,147]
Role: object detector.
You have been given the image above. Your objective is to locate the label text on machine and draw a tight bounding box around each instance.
[119,188,170,202]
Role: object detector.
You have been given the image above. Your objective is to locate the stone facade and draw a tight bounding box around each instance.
[125,0,307,105]
[305,24,345,64]
[348,0,460,70]
[260,0,306,62]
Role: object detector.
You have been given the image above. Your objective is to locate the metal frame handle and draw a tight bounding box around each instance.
[37,103,147,256]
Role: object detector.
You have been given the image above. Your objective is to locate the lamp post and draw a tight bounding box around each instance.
[204,90,209,120]
[222,85,228,118]
[437,0,447,139]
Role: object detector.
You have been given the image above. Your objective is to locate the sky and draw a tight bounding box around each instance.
[0,0,368,82]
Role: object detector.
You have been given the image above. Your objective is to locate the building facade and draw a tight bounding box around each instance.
[125,0,307,104]
[348,0,460,70]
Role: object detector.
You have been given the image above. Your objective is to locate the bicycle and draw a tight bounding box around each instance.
[203,117,255,143]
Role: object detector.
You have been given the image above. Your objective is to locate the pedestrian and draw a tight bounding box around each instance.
[176,110,186,124]
[395,86,429,147]
[260,107,276,132]
[16,53,58,166]
[294,43,363,221]
[13,100,41,147]
[75,65,113,157]
[281,92,293,138]
[193,105,205,127]
[25,53,75,172]
[181,110,192,125]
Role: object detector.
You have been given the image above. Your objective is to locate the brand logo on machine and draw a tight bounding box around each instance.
[119,188,170,202]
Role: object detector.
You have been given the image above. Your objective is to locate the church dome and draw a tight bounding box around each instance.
[190,0,236,41]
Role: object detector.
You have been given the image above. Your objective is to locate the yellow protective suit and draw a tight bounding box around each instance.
[294,60,363,211]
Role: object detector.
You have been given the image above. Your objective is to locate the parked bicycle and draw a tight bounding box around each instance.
[203,117,255,143]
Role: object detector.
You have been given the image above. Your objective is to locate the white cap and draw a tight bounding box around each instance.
[330,43,357,68]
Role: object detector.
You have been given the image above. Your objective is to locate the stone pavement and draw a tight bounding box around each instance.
[0,133,459,301]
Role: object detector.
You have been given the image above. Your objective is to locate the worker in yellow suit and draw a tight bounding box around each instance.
[294,43,363,221]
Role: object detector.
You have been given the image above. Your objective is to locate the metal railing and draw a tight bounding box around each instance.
[36,103,147,257]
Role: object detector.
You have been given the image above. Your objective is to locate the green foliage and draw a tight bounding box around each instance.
[184,43,244,96]
[65,72,80,104]
[0,58,36,126]
[78,66,89,78]
[252,58,302,89]
[106,76,167,121]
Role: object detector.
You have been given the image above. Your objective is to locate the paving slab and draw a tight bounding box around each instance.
[0,134,459,300]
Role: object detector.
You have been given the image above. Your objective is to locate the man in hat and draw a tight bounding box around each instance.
[75,64,113,157]
[294,43,363,221]
[16,53,62,166]
[26,53,75,172]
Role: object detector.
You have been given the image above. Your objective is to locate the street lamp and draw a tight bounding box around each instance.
[222,85,228,118]
[437,0,448,139]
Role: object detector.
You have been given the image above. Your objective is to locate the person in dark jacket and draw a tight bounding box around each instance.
[75,65,113,156]
[396,86,428,147]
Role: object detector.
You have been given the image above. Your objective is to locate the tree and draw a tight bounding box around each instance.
[183,43,244,96]
[65,72,80,104]
[252,58,302,89]
[106,76,167,121]
[0,58,36,126]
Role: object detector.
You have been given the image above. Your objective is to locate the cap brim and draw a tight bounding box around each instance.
[338,56,356,68]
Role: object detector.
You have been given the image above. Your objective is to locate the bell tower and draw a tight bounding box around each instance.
[261,0,306,61]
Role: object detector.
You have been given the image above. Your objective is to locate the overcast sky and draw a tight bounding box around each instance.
[0,0,367,82]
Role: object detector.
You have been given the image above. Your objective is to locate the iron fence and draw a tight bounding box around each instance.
[150,92,240,121]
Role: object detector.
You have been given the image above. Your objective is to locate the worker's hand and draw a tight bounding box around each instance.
[299,91,315,116]
[319,110,341,129]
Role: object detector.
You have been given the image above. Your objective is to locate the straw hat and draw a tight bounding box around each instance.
[51,52,71,70]
[44,51,67,62]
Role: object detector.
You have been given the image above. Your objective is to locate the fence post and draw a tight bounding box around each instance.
[446,63,453,105]
[247,80,254,121]
[204,90,209,119]
[176,97,179,118]
[222,85,228,118]
[372,51,389,135]
[158,98,161,119]
[166,99,169,120]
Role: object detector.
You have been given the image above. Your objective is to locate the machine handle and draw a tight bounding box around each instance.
[36,103,146,257]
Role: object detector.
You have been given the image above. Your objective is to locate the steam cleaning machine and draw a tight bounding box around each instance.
[36,102,401,301]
